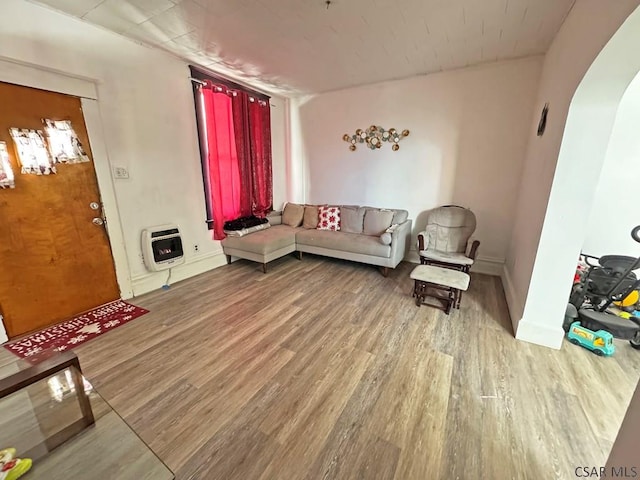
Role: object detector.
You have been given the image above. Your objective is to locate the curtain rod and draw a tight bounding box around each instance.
[189,77,276,107]
[189,65,272,100]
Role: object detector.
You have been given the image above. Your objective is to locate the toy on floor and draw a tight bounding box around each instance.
[567,322,615,357]
[567,226,640,350]
[613,289,639,308]
[0,448,32,480]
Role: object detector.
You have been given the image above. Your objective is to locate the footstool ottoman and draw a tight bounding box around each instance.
[410,265,470,314]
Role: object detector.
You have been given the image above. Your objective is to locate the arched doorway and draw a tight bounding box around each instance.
[514,5,640,348]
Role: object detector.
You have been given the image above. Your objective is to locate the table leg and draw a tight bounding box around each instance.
[70,358,95,427]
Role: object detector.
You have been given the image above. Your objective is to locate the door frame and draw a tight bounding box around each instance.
[0,56,133,343]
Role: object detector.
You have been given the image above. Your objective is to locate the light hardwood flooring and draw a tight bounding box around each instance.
[5,255,640,479]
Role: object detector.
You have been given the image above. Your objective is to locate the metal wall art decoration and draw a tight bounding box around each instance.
[343,125,410,152]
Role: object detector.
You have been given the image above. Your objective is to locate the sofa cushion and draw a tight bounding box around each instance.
[282,203,304,227]
[317,206,340,231]
[363,206,408,226]
[340,206,365,234]
[392,210,409,224]
[296,230,391,257]
[303,205,319,229]
[221,225,298,255]
[363,209,394,236]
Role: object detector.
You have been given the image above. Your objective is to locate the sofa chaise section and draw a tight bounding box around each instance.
[221,222,298,273]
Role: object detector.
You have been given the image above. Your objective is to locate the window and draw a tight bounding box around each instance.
[43,119,90,164]
[0,141,15,188]
[9,128,55,175]
[190,66,273,240]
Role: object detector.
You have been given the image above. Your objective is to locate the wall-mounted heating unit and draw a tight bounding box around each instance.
[141,224,185,271]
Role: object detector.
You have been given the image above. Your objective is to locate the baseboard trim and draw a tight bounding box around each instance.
[506,262,565,350]
[471,256,504,276]
[515,317,565,350]
[405,247,420,264]
[501,265,524,335]
[130,251,227,297]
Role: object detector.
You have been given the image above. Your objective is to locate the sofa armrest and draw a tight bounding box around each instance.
[390,219,413,267]
[267,211,282,226]
[466,237,480,260]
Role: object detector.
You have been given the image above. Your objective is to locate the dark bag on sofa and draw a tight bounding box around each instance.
[223,215,268,231]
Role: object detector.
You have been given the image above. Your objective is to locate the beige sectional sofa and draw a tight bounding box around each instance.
[221,203,412,275]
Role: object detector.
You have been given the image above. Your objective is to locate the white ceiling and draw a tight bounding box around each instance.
[32,0,575,96]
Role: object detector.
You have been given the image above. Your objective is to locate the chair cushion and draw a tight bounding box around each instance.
[410,265,470,291]
[423,206,476,253]
[419,249,474,266]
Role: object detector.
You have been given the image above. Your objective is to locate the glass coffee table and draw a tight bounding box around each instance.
[0,350,173,479]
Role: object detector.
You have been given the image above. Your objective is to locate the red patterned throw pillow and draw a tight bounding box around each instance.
[317,206,341,231]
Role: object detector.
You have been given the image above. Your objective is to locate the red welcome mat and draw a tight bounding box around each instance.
[4,300,149,359]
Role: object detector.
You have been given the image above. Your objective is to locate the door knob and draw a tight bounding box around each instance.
[92,217,104,226]
[89,202,100,210]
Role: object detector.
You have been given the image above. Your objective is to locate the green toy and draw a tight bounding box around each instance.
[567,322,615,356]
[0,448,32,480]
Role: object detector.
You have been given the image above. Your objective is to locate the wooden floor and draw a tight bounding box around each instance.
[6,255,640,479]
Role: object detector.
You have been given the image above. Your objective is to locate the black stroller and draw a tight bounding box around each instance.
[565,226,640,350]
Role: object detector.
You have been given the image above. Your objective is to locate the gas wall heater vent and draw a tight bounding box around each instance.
[141,224,185,271]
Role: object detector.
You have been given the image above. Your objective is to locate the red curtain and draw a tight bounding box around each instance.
[201,87,241,240]
[248,98,273,216]
[200,84,273,239]
[231,92,253,217]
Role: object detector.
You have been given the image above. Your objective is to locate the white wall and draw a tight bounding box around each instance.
[511,4,640,349]
[287,96,307,204]
[294,57,542,274]
[0,0,289,302]
[583,71,640,258]
[504,0,640,337]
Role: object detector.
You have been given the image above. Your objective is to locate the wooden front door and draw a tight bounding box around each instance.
[0,82,120,339]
